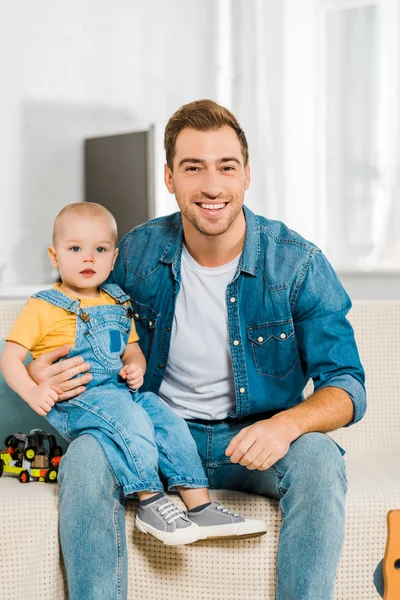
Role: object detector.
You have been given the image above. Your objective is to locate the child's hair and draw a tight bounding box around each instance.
[52,202,118,245]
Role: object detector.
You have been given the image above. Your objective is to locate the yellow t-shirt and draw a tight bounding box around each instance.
[6,284,139,358]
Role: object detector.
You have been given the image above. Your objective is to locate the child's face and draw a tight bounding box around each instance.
[48,213,118,295]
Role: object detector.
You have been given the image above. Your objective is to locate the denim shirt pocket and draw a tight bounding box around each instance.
[130,299,159,360]
[248,320,298,378]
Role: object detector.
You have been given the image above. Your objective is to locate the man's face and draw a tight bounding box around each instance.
[164,126,250,237]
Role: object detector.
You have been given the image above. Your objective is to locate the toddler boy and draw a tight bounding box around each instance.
[1,202,266,545]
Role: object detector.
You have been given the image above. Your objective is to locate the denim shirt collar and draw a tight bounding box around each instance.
[159,205,260,277]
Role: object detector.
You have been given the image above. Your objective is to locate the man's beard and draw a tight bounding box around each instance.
[179,197,242,237]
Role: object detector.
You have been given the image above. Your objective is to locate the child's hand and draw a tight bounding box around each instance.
[119,364,144,390]
[27,384,59,416]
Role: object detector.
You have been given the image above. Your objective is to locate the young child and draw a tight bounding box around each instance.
[1,202,266,545]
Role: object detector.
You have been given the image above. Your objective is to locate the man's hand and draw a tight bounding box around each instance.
[119,363,144,390]
[27,345,92,401]
[26,383,59,417]
[225,418,296,471]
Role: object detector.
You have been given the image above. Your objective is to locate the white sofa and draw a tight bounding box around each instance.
[1,300,398,600]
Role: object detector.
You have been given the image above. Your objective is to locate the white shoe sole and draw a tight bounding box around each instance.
[198,519,267,541]
[135,516,201,545]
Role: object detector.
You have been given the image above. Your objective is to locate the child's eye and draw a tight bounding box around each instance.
[70,246,80,252]
[96,247,106,253]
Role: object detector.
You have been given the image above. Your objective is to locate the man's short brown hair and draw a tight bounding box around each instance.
[164,99,249,169]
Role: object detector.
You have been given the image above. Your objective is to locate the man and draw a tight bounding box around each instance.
[30,99,366,600]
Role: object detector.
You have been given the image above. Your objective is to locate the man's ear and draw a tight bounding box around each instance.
[111,247,119,270]
[244,164,251,191]
[164,163,175,194]
[48,246,58,269]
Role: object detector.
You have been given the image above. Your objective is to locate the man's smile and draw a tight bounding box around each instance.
[198,202,226,210]
[195,201,228,216]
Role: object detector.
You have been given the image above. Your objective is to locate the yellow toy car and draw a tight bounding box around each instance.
[0,430,63,483]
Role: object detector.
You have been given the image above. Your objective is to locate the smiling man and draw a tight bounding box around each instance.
[30,99,366,600]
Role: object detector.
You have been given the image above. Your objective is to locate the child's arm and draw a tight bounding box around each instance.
[119,342,147,390]
[1,341,59,416]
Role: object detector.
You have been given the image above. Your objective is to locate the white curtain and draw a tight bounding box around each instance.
[228,0,400,270]
[323,0,400,269]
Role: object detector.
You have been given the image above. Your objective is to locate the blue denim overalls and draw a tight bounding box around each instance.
[33,284,208,495]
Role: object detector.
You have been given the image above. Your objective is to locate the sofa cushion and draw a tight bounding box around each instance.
[0,339,67,450]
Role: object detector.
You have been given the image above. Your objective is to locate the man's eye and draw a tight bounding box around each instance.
[96,247,106,253]
[222,166,235,171]
[70,246,80,252]
[185,166,200,172]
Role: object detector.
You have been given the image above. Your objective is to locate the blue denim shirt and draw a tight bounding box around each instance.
[110,206,366,425]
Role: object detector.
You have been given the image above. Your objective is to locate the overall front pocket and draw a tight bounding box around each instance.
[248,320,298,378]
[85,320,131,370]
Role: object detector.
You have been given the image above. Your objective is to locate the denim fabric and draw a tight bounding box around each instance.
[59,425,347,600]
[187,421,347,600]
[111,206,366,425]
[34,285,208,495]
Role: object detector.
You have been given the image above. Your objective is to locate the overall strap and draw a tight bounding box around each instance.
[99,283,130,304]
[32,288,81,314]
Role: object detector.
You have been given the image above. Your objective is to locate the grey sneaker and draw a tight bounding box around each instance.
[187,502,267,540]
[136,495,201,545]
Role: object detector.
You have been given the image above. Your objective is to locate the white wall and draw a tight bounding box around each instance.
[0,0,218,285]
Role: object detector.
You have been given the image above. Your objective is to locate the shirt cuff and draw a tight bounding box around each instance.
[317,375,366,426]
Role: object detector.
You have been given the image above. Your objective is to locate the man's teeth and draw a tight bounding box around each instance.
[199,203,225,210]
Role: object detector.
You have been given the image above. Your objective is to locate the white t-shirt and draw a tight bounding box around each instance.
[158,245,241,420]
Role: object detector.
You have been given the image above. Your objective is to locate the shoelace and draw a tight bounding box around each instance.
[215,503,240,517]
[157,500,188,525]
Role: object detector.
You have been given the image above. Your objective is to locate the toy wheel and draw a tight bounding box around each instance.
[5,435,18,448]
[19,470,30,483]
[24,446,37,462]
[45,468,58,483]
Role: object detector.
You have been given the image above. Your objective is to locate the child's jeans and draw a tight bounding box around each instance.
[46,382,209,495]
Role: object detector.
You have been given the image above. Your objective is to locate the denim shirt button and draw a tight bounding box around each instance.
[134,313,139,318]
[148,321,153,327]
[239,387,245,393]
[257,336,264,342]
[280,333,287,339]
[229,297,236,303]
[233,340,239,346]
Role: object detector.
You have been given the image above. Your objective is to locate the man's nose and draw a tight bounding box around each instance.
[200,171,223,199]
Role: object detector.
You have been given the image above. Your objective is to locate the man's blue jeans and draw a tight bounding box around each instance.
[58,423,347,600]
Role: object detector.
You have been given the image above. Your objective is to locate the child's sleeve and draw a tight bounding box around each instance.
[127,319,139,344]
[6,298,47,351]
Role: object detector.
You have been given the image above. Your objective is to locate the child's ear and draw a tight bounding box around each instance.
[111,247,119,270]
[48,246,58,269]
